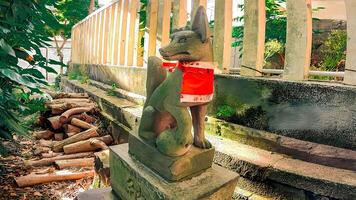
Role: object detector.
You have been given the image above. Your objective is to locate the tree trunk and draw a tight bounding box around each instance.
[89,0,95,14]
[15,170,94,187]
[53,35,67,74]
[71,118,96,130]
[53,128,98,152]
[63,135,113,154]
[25,152,94,167]
[55,158,94,169]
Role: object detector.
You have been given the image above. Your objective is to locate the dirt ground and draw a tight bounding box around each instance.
[0,136,93,200]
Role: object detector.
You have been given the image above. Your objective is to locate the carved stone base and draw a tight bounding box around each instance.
[128,131,215,182]
[110,144,238,200]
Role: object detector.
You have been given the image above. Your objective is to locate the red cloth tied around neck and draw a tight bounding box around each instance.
[161,61,214,103]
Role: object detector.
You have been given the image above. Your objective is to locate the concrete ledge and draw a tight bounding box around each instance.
[61,77,356,199]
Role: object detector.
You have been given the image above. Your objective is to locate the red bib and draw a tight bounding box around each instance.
[162,61,214,103]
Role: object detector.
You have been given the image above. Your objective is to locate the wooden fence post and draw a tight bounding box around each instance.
[120,0,129,65]
[92,14,98,64]
[213,0,232,72]
[88,16,93,64]
[113,1,123,65]
[148,0,158,57]
[96,12,102,64]
[159,0,172,47]
[127,0,139,66]
[283,0,312,80]
[241,0,265,77]
[107,5,116,65]
[172,0,187,30]
[344,0,356,85]
[71,27,75,63]
[85,21,90,64]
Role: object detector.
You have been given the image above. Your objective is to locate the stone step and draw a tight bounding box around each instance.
[209,135,356,200]
[206,117,356,171]
[62,77,356,200]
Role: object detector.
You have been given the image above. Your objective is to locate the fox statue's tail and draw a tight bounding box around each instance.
[144,56,167,108]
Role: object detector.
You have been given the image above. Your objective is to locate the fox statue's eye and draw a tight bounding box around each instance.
[178,38,187,43]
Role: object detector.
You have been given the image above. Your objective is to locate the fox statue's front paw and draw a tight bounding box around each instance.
[194,138,212,149]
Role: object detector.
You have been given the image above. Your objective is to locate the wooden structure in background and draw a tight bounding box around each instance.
[71,0,356,85]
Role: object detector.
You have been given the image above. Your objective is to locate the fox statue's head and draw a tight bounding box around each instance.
[159,6,213,62]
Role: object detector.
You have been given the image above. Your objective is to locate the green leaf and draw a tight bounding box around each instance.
[21,68,45,79]
[0,68,37,88]
[0,39,15,57]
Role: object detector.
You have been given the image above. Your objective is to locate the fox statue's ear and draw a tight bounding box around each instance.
[191,6,209,43]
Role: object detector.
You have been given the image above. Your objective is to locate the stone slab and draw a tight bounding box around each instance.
[110,144,238,200]
[209,135,356,200]
[128,131,215,182]
[75,188,118,200]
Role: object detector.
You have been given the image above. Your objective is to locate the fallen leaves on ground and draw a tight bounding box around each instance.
[0,137,93,200]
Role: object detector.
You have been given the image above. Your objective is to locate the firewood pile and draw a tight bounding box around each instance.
[15,92,113,187]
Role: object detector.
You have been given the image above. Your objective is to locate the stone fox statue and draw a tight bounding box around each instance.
[139,6,214,157]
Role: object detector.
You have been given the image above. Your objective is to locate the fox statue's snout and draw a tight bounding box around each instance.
[158,10,213,63]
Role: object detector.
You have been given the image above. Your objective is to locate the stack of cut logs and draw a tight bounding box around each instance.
[15,92,113,187]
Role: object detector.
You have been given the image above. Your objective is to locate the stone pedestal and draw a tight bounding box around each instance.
[128,131,215,181]
[110,144,238,200]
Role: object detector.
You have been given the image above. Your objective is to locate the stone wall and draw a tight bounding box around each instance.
[212,75,356,150]
[76,64,356,150]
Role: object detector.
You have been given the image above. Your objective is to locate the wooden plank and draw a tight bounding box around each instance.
[148,0,159,57]
[241,0,265,77]
[283,0,312,80]
[95,12,102,64]
[79,24,84,65]
[98,10,106,64]
[91,14,97,64]
[213,0,232,72]
[172,0,187,29]
[89,16,95,64]
[160,0,172,46]
[120,0,129,65]
[191,0,207,19]
[344,0,356,85]
[87,17,91,64]
[71,28,75,63]
[102,8,110,64]
[113,1,123,65]
[107,5,116,65]
[72,28,76,63]
[127,0,139,66]
[84,21,90,64]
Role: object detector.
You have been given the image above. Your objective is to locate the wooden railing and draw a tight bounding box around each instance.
[71,0,356,86]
